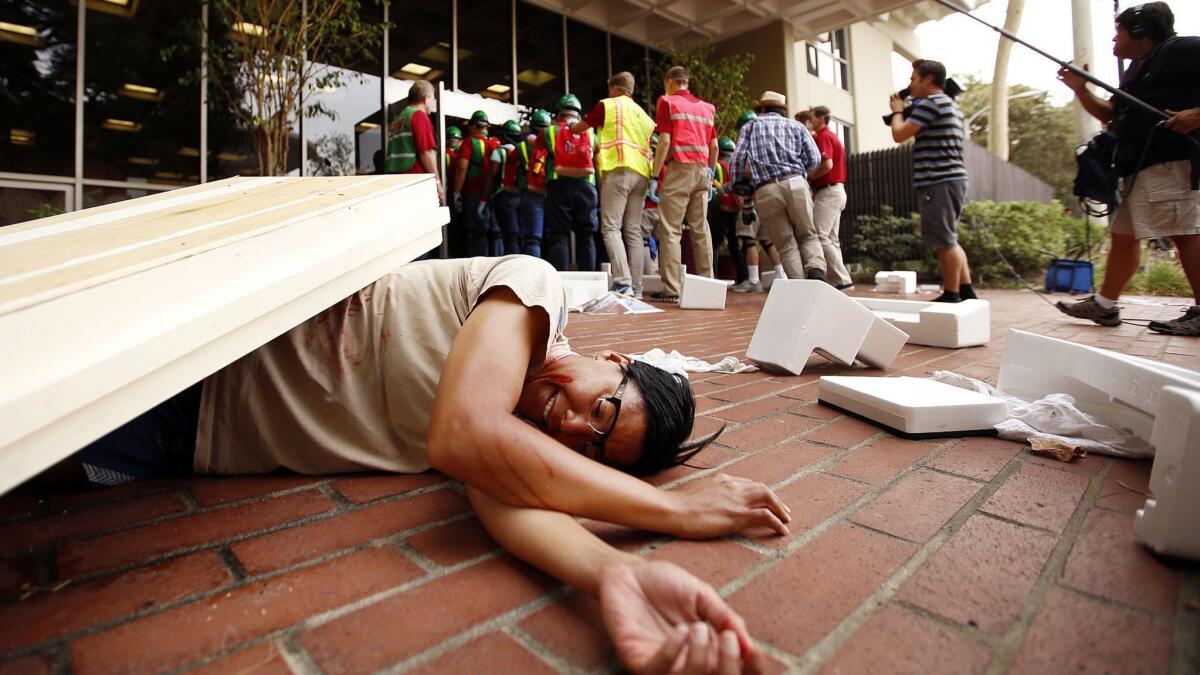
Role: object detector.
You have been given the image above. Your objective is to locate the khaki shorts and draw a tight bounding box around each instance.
[1112,160,1200,239]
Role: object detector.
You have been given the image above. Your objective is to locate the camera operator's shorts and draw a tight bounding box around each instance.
[1113,160,1200,239]
[917,179,967,249]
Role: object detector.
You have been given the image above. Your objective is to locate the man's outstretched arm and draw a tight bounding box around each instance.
[467,486,763,674]
[427,289,789,540]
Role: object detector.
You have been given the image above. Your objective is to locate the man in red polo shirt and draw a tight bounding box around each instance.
[649,65,718,303]
[807,105,853,290]
[386,80,444,205]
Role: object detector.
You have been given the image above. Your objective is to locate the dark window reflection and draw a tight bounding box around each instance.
[388,1,450,91]
[610,34,651,111]
[567,19,606,113]
[84,184,168,209]
[458,0,512,103]
[83,0,201,184]
[0,186,69,226]
[0,0,76,176]
[516,1,562,113]
[306,1,382,176]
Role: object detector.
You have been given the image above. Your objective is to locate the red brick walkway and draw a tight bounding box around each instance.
[1,289,1197,674]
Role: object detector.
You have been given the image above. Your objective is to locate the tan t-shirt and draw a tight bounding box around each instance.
[194,255,570,475]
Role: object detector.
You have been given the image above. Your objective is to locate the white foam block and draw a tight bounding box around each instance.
[559,271,608,309]
[1134,386,1200,559]
[747,280,874,374]
[819,376,1008,436]
[679,273,727,310]
[856,297,990,348]
[873,270,917,294]
[857,316,909,369]
[761,271,778,290]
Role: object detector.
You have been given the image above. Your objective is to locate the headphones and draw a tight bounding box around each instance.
[1125,4,1149,38]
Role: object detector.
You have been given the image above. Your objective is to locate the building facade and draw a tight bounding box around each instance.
[0,0,986,226]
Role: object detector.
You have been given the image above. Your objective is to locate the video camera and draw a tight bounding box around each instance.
[880,79,962,126]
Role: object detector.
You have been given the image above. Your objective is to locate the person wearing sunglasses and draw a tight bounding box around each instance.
[48,254,787,674]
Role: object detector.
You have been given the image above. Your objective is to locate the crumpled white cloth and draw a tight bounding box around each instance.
[931,371,1153,458]
[632,348,758,379]
[573,291,663,314]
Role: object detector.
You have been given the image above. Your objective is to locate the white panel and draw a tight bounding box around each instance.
[819,375,1007,435]
[856,297,990,348]
[1135,386,1200,560]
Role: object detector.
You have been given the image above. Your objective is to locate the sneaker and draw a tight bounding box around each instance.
[648,292,679,304]
[835,283,855,292]
[611,283,633,296]
[1148,306,1200,336]
[1056,295,1121,327]
[731,280,763,293]
[805,268,828,283]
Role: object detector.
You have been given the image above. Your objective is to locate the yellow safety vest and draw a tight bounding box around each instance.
[595,96,654,179]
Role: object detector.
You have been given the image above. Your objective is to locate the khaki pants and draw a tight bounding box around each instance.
[812,183,852,286]
[599,168,650,289]
[657,162,714,296]
[755,175,825,279]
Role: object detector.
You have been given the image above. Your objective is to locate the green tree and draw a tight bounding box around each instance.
[650,44,755,140]
[172,0,386,176]
[956,75,1077,206]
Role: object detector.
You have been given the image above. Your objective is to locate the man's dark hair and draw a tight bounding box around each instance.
[811,105,831,121]
[912,59,947,88]
[623,360,722,476]
[761,105,788,117]
[795,110,813,123]
[665,65,690,84]
[1118,2,1175,43]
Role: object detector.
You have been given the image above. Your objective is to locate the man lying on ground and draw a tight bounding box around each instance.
[46,255,789,674]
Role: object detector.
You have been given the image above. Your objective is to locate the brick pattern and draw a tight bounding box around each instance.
[0,289,1194,673]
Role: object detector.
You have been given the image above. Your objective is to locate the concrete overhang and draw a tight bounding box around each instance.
[524,0,991,47]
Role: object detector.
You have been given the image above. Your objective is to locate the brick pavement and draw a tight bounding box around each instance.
[0,289,1197,674]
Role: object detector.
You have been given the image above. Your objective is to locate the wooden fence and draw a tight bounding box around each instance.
[840,140,1054,261]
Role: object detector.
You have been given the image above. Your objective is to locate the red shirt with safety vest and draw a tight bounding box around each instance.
[456,133,500,195]
[500,145,521,190]
[654,89,716,165]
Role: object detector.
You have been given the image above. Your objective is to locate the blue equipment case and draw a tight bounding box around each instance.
[1045,258,1094,294]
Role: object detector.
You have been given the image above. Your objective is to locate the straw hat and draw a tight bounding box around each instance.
[757,90,787,108]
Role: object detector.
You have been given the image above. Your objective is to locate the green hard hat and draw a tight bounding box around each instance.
[501,120,522,139]
[469,110,490,126]
[530,108,552,128]
[557,93,582,113]
[446,126,463,140]
[736,110,758,130]
[718,137,735,153]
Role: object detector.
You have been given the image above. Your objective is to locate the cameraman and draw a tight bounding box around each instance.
[1056,2,1200,336]
[728,91,828,282]
[890,59,976,303]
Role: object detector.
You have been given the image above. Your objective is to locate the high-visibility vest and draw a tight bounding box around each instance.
[444,149,456,185]
[386,106,419,173]
[464,135,493,179]
[544,124,596,185]
[498,145,521,190]
[661,93,715,164]
[517,140,547,190]
[595,96,654,179]
[714,159,738,211]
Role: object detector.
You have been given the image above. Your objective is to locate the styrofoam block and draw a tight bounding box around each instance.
[819,376,1007,436]
[761,271,778,290]
[747,280,874,374]
[679,273,727,310]
[856,297,990,348]
[857,315,908,369]
[1134,385,1200,559]
[873,270,917,294]
[998,329,1200,446]
[559,271,608,309]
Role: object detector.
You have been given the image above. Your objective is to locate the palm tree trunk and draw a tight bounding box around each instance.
[989,0,1026,161]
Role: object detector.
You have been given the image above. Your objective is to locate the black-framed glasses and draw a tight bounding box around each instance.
[578,366,631,463]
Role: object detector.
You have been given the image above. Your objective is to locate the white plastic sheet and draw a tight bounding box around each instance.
[632,348,758,379]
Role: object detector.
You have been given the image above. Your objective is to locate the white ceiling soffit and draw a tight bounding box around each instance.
[524,0,991,47]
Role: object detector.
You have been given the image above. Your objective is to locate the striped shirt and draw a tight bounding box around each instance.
[908,93,968,188]
[728,113,821,187]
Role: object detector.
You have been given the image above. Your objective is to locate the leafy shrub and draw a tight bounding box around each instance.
[849,199,1097,286]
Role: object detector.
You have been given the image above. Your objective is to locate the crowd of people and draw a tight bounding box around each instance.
[390,66,883,304]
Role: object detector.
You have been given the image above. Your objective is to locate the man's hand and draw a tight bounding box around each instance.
[1165,108,1200,135]
[476,199,489,221]
[1057,64,1089,93]
[600,561,765,675]
[452,192,463,212]
[667,474,791,539]
[889,93,906,114]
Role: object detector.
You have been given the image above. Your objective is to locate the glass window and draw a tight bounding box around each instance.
[388,1,451,91]
[566,20,606,112]
[0,185,69,226]
[458,0,512,103]
[0,0,76,176]
[515,1,563,113]
[806,29,850,91]
[83,0,201,185]
[83,183,171,209]
[830,119,853,155]
[305,2,383,176]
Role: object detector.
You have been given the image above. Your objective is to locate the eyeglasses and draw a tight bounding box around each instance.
[577,366,630,463]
